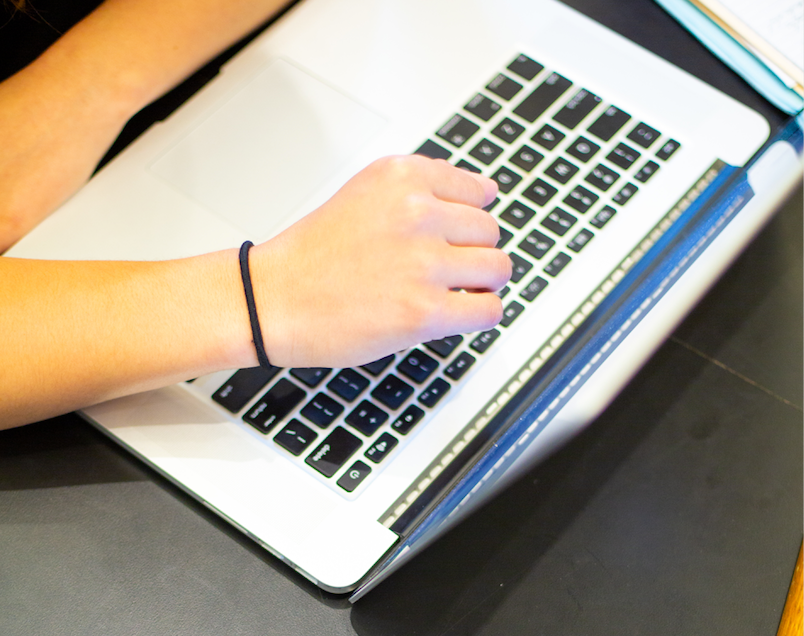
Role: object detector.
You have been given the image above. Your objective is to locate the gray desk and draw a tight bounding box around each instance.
[1,1,801,634]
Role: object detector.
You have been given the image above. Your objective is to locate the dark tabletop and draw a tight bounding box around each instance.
[1,1,801,634]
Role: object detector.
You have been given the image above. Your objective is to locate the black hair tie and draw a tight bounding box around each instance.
[238,241,272,369]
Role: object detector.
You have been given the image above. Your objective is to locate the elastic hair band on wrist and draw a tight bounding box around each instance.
[239,241,272,369]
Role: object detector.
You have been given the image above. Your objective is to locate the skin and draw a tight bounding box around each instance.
[0,0,511,429]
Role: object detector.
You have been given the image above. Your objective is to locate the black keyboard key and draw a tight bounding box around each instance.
[509,145,543,173]
[509,252,533,282]
[590,205,617,228]
[470,329,501,354]
[371,374,414,410]
[306,426,361,477]
[361,355,395,377]
[507,54,544,81]
[532,124,565,150]
[500,301,525,327]
[627,122,660,148]
[484,197,500,212]
[243,378,306,432]
[414,139,452,160]
[398,350,439,384]
[345,401,389,436]
[567,228,595,252]
[563,185,599,213]
[491,118,525,144]
[522,178,558,206]
[464,93,502,121]
[456,159,481,173]
[519,230,555,260]
[612,183,638,205]
[300,393,344,428]
[419,378,450,408]
[544,157,579,184]
[487,73,523,101]
[520,276,548,302]
[491,166,522,194]
[469,138,503,165]
[541,207,577,237]
[656,139,681,160]
[606,142,641,169]
[544,252,572,277]
[364,432,398,464]
[337,460,371,492]
[327,369,370,402]
[212,366,281,413]
[585,164,620,191]
[392,405,425,435]
[274,419,317,456]
[587,106,631,141]
[566,136,600,163]
[553,89,602,129]
[444,351,476,380]
[496,285,510,299]
[497,226,513,248]
[499,200,536,229]
[514,73,572,123]
[437,114,480,148]
[425,335,464,358]
[290,367,331,388]
[634,160,660,183]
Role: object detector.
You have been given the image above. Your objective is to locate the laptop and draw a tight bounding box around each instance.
[8,0,801,599]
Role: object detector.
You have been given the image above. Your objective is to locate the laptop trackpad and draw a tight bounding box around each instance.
[150,58,386,239]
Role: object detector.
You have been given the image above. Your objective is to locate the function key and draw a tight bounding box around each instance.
[414,139,452,160]
[509,145,543,173]
[513,73,573,123]
[274,419,317,456]
[522,178,558,207]
[509,253,534,282]
[520,276,549,302]
[436,114,480,148]
[634,160,660,183]
[544,252,572,277]
[469,138,504,165]
[590,205,617,228]
[499,200,536,229]
[553,89,602,129]
[606,142,640,169]
[305,426,361,477]
[587,106,631,141]
[464,93,502,121]
[612,183,638,205]
[656,139,681,160]
[541,207,577,237]
[361,355,395,377]
[419,378,451,408]
[567,228,595,252]
[243,378,306,433]
[212,366,281,413]
[491,166,522,194]
[532,124,565,150]
[500,301,525,327]
[364,433,398,464]
[371,374,414,410]
[627,122,661,148]
[487,73,523,100]
[444,351,476,381]
[585,164,620,191]
[398,349,439,384]
[392,404,425,435]
[327,369,370,402]
[544,157,579,184]
[497,226,513,248]
[345,401,389,436]
[470,329,501,354]
[507,54,544,81]
[425,335,464,358]
[290,367,331,388]
[337,460,372,492]
[456,159,481,173]
[300,392,344,428]
[491,118,526,144]
[563,185,599,213]
[519,229,555,260]
[566,136,600,163]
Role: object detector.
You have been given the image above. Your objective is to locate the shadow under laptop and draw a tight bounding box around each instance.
[349,337,711,635]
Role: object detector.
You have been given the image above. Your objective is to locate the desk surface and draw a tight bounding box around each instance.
[1,1,801,634]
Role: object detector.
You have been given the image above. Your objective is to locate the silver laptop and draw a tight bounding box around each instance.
[9,0,800,599]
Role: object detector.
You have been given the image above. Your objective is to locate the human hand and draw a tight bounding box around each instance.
[249,155,511,369]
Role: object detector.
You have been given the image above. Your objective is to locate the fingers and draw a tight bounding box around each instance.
[437,201,500,247]
[438,290,504,335]
[413,156,498,208]
[437,246,512,292]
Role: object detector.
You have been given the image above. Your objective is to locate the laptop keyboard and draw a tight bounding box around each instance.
[194,52,681,496]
